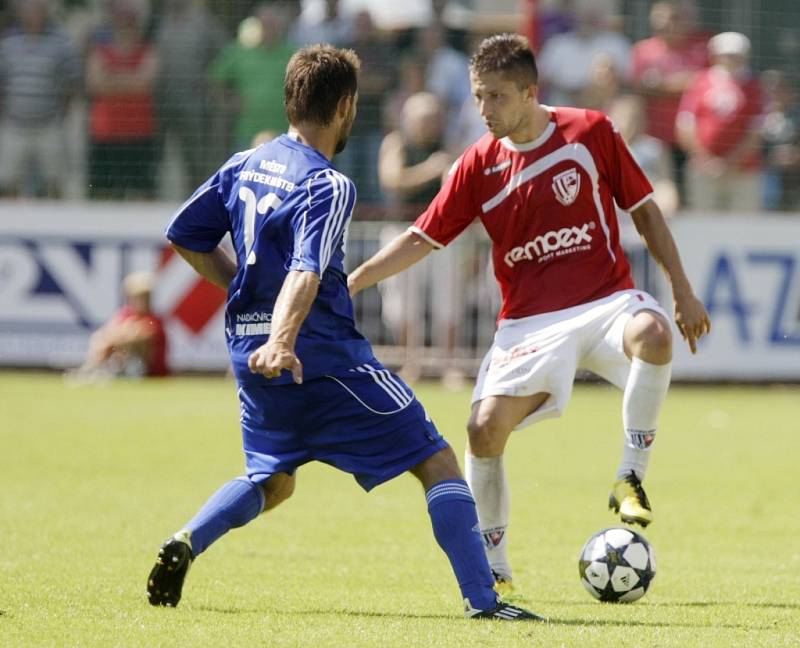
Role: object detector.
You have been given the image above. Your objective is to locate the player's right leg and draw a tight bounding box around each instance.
[147,472,295,607]
[466,393,549,595]
[409,447,544,621]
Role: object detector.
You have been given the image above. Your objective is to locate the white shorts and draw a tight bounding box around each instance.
[472,289,669,429]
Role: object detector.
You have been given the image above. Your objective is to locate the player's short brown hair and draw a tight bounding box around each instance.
[469,33,538,88]
[284,44,361,127]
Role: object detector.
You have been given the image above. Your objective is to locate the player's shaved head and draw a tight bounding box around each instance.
[284,44,360,127]
[470,33,538,89]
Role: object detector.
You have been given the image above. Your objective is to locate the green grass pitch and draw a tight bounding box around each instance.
[1,372,798,647]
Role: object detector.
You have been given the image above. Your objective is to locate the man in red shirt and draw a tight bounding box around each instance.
[73,271,168,379]
[630,1,708,203]
[676,31,764,211]
[349,34,710,593]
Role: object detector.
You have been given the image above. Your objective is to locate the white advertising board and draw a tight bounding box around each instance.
[667,216,800,380]
[0,202,229,371]
[1,203,799,380]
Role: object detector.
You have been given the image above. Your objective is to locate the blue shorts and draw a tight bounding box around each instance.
[238,361,449,491]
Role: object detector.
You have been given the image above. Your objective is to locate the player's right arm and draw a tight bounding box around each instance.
[348,231,434,296]
[348,150,479,296]
[165,168,236,289]
[169,244,237,290]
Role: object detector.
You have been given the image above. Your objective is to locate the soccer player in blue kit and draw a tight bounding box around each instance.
[146,44,542,621]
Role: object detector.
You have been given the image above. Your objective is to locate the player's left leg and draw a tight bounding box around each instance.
[147,473,294,607]
[409,447,544,621]
[611,309,673,527]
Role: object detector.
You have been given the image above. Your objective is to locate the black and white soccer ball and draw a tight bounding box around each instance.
[578,527,656,602]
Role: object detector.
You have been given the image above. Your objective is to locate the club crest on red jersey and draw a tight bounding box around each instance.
[552,167,580,206]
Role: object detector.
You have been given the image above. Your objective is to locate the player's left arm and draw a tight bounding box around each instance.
[630,200,711,353]
[248,171,348,383]
[247,270,319,384]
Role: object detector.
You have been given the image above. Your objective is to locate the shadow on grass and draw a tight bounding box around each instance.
[552,617,772,631]
[193,605,780,630]
[541,599,800,611]
[195,605,453,620]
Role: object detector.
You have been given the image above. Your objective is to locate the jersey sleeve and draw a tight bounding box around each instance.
[410,151,479,248]
[599,115,654,212]
[165,172,230,252]
[289,170,355,276]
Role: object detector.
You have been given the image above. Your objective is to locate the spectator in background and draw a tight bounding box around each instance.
[676,32,764,212]
[210,3,294,150]
[0,0,80,198]
[380,92,452,217]
[760,70,800,211]
[631,1,707,206]
[156,0,225,191]
[537,0,631,107]
[522,0,576,52]
[579,52,624,111]
[335,9,395,204]
[86,0,158,199]
[69,271,169,381]
[415,21,471,146]
[609,94,678,217]
[289,0,352,47]
[383,53,428,134]
[378,92,461,382]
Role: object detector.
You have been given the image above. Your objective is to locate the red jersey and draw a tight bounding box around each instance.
[677,66,763,169]
[631,35,708,144]
[89,44,156,142]
[113,305,169,377]
[411,107,653,321]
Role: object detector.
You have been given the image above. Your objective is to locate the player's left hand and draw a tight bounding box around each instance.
[248,342,303,383]
[673,292,711,354]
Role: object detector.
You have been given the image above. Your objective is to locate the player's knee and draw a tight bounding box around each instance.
[467,416,507,457]
[260,473,295,512]
[627,313,672,364]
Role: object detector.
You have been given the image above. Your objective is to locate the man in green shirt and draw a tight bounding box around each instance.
[210,4,294,148]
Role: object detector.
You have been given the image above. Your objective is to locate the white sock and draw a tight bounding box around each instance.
[617,358,672,481]
[464,452,512,580]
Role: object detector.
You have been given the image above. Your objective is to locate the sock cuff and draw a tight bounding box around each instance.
[426,479,474,509]
[235,476,266,514]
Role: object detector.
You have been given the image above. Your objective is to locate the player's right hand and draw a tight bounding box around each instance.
[248,342,303,384]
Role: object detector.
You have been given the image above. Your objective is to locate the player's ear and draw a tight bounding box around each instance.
[525,83,538,103]
[337,93,355,118]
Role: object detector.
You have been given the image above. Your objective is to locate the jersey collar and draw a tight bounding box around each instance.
[499,106,556,152]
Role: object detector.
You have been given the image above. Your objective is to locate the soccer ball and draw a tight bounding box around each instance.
[578,527,656,602]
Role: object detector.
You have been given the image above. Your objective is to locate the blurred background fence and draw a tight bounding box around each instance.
[0,0,799,381]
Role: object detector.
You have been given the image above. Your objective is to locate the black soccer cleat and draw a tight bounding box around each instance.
[465,598,546,621]
[147,532,193,607]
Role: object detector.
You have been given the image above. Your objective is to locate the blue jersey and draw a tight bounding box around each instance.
[166,134,374,385]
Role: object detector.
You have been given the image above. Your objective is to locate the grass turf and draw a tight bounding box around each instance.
[0,372,797,647]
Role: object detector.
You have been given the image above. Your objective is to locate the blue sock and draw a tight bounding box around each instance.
[182,477,265,556]
[426,479,497,611]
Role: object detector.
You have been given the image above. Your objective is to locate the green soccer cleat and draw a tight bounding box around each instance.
[609,471,653,527]
[147,531,194,607]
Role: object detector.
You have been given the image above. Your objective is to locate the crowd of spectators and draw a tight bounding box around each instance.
[0,0,798,211]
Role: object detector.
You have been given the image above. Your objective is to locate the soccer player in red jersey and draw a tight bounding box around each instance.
[349,33,711,593]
